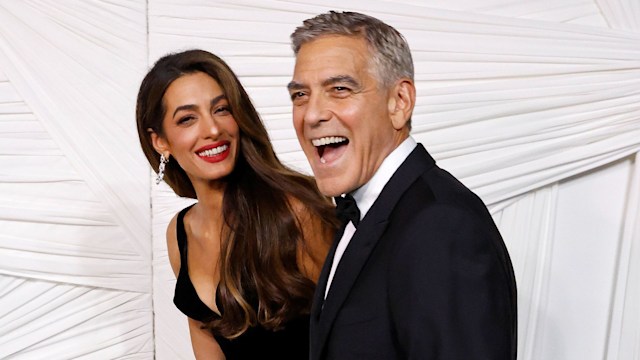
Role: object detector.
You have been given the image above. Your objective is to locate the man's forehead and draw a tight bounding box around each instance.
[292,40,370,83]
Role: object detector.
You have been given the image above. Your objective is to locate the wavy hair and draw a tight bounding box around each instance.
[290,10,414,88]
[136,49,336,338]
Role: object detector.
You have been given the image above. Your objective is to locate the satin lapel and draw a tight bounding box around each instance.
[314,144,436,354]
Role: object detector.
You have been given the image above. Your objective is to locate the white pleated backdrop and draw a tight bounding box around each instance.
[1,1,639,359]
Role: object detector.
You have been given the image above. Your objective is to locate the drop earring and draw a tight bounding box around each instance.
[156,154,169,184]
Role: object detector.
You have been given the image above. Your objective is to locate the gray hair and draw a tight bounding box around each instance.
[290,11,414,88]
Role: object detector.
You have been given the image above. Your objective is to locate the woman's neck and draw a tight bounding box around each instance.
[190,180,226,232]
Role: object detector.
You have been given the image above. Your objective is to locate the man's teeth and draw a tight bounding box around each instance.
[198,144,228,157]
[312,136,347,147]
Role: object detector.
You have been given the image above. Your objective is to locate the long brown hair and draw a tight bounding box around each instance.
[136,49,336,337]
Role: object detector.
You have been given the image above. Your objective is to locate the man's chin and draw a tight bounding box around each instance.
[315,177,351,198]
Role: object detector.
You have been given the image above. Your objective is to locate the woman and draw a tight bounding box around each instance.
[136,49,336,359]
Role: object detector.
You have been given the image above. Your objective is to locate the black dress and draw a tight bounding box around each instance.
[173,205,309,359]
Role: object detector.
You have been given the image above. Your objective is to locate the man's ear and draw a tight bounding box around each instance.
[149,128,170,157]
[388,79,416,130]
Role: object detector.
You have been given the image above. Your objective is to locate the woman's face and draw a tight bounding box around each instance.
[152,71,240,187]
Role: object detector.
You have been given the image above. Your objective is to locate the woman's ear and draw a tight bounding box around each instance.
[388,79,416,131]
[149,128,170,157]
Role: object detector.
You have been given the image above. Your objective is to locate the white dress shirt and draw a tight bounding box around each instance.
[325,136,417,299]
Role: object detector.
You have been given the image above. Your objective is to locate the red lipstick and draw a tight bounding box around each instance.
[195,141,231,163]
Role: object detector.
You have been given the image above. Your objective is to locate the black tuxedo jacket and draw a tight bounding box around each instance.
[309,144,517,360]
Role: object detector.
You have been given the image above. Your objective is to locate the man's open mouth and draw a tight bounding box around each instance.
[312,136,349,163]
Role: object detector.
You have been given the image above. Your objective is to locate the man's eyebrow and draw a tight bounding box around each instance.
[287,81,304,91]
[287,75,360,91]
[322,75,359,88]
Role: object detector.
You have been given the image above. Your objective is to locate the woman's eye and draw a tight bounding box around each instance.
[214,106,231,115]
[177,115,195,124]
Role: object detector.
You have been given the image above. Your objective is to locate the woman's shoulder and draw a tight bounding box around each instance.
[286,195,332,282]
[166,212,181,277]
[165,204,195,277]
[286,195,307,215]
[287,195,326,231]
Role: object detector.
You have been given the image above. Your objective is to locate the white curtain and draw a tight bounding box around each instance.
[1,1,638,359]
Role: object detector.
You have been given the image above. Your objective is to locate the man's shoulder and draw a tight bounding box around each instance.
[411,161,488,213]
[376,144,494,232]
[388,163,497,237]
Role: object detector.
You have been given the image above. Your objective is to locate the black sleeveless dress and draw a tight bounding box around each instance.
[173,205,309,359]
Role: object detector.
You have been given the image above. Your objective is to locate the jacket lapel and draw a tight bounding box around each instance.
[312,144,436,358]
[311,224,341,320]
[309,210,355,359]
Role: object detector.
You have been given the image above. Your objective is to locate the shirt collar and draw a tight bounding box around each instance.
[350,136,417,219]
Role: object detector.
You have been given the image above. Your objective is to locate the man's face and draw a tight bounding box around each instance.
[289,35,404,197]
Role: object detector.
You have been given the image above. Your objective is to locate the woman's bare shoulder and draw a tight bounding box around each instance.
[166,212,181,278]
[288,196,332,281]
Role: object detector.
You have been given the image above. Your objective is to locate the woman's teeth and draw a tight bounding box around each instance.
[198,144,228,157]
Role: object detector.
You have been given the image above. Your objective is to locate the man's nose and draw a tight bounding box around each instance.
[303,93,331,127]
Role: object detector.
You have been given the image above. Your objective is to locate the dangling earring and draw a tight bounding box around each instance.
[156,154,169,184]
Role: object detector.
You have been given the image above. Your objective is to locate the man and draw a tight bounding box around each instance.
[288,11,517,360]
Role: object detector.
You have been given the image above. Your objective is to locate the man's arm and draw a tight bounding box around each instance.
[388,203,516,360]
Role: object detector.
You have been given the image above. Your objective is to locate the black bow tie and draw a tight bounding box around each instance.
[335,194,360,227]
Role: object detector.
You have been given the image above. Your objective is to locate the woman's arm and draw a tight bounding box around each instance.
[291,199,333,282]
[166,213,225,360]
[188,318,225,360]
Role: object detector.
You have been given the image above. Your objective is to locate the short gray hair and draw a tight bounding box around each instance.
[290,11,414,88]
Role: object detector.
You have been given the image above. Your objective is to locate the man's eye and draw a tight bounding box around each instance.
[333,86,352,97]
[291,91,306,100]
[333,86,352,94]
